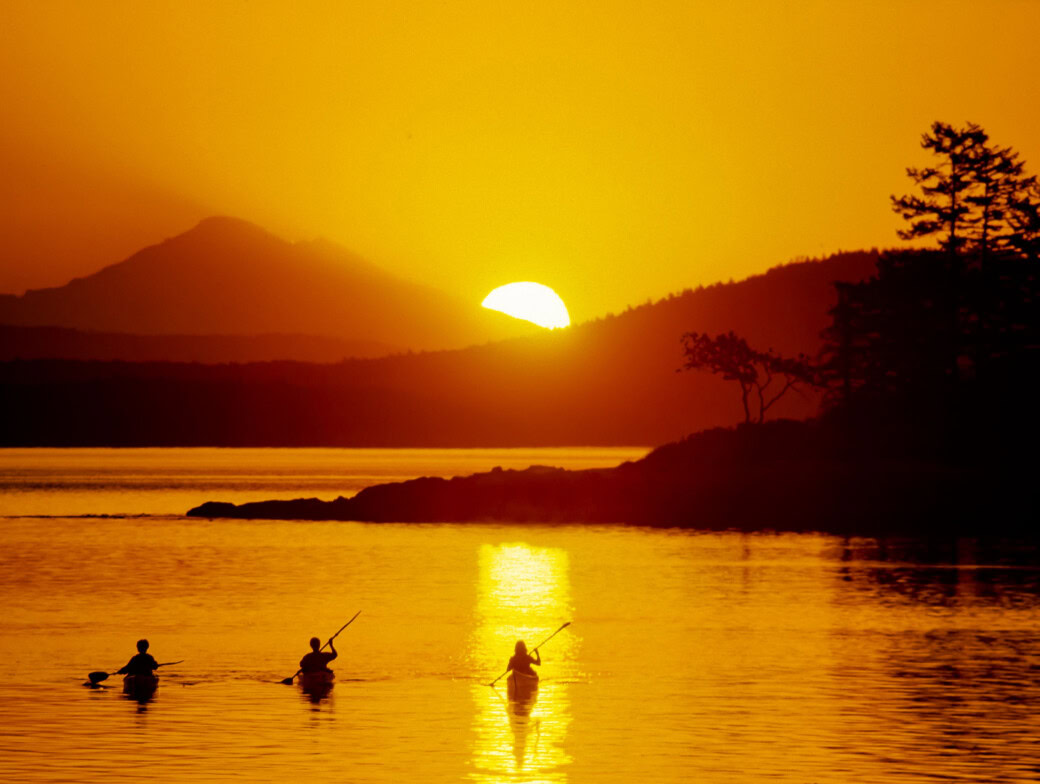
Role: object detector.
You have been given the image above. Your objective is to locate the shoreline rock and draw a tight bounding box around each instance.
[186,426,1034,536]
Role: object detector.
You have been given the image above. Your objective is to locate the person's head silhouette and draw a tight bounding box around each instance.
[309,636,321,651]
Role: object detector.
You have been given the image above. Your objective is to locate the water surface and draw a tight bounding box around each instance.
[1,449,1038,783]
[0,446,645,516]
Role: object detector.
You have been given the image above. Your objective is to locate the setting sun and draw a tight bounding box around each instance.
[481,282,571,329]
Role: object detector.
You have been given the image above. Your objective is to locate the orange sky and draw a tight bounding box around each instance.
[2,0,1038,322]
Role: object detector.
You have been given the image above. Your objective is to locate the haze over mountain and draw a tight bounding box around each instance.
[0,217,538,353]
[2,250,880,446]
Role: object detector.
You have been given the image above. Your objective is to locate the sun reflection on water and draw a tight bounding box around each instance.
[469,543,577,783]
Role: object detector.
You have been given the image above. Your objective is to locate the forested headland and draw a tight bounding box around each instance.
[190,123,1040,534]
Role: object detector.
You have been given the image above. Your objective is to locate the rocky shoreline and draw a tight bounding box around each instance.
[187,422,1032,536]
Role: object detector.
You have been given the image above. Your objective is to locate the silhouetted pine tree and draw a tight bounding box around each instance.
[966,142,1035,262]
[1006,180,1040,263]
[891,121,1037,265]
[891,122,988,260]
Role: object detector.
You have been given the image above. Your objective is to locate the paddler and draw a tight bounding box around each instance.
[117,638,159,677]
[300,636,337,673]
[507,640,540,678]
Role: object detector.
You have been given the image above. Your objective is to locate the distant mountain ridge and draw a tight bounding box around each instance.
[0,325,398,363]
[0,216,536,352]
[1,249,881,446]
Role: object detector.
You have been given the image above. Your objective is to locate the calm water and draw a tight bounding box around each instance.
[1,449,1039,783]
[0,447,647,516]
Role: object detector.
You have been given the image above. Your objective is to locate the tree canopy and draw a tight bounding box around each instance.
[891,121,1037,262]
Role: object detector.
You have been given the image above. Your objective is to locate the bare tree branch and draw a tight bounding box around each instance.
[680,331,821,424]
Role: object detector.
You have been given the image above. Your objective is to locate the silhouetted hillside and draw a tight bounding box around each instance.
[0,251,879,446]
[0,216,536,352]
[0,325,397,363]
[188,419,1034,535]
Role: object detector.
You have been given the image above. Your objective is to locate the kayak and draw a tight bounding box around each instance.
[506,670,538,702]
[299,670,335,693]
[123,673,159,697]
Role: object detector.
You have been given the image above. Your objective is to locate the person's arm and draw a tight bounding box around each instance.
[531,650,541,666]
[148,655,159,671]
[326,640,337,661]
[116,657,133,675]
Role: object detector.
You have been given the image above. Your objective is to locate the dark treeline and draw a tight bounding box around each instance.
[1,251,878,447]
[0,325,397,363]
[821,249,1039,458]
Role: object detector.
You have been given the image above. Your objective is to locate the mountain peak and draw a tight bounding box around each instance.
[183,215,274,242]
[0,216,539,349]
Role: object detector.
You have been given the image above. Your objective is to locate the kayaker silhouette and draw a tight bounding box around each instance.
[508,640,540,677]
[117,639,159,676]
[300,635,337,673]
[506,640,540,702]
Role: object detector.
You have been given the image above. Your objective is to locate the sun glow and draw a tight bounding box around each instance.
[481,282,571,329]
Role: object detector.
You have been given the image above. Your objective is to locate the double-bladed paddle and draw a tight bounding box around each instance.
[489,621,571,687]
[87,660,184,686]
[280,610,361,685]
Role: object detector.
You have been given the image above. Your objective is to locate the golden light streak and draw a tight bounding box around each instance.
[469,543,576,782]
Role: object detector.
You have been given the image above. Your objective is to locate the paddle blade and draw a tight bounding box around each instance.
[88,671,110,685]
[280,676,295,685]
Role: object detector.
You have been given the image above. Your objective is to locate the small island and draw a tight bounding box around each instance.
[186,417,1033,535]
